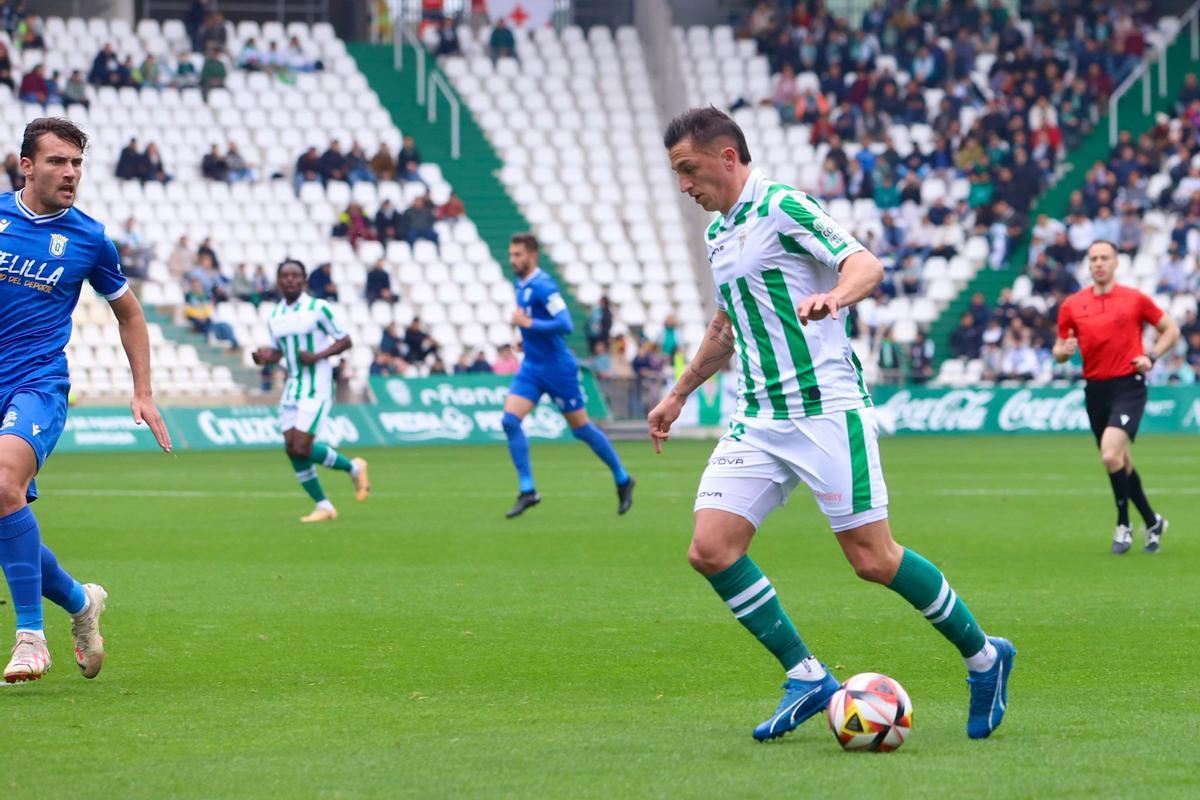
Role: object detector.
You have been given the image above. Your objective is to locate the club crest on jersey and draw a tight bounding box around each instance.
[49,233,68,257]
[1,410,16,429]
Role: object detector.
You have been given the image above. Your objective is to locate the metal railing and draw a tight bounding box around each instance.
[391,16,459,159]
[1109,1,1200,146]
[393,22,425,106]
[594,375,669,421]
[427,71,461,159]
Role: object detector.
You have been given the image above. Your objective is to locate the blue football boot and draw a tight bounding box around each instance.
[752,669,841,742]
[967,636,1016,739]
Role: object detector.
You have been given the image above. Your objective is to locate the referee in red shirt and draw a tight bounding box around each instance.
[1053,240,1180,554]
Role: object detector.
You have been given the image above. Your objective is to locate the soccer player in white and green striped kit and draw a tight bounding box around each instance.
[649,108,1015,741]
[253,260,370,522]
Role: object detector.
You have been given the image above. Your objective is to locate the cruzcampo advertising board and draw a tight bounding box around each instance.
[56,372,612,452]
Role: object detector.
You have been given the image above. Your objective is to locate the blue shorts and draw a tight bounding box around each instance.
[1,375,70,502]
[508,365,585,413]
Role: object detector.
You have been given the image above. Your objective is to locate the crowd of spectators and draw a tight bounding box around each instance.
[200,142,256,182]
[735,0,1167,312]
[332,193,460,252]
[114,138,172,183]
[6,0,331,107]
[935,75,1200,385]
[2,3,42,51]
[416,11,519,63]
[294,136,425,193]
[235,35,322,74]
[581,300,683,416]
[749,0,1143,143]
[372,318,444,376]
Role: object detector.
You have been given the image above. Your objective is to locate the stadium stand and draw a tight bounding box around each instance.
[437,24,712,356]
[672,3,1185,388]
[1,15,520,401]
[2,7,1194,407]
[933,75,1200,389]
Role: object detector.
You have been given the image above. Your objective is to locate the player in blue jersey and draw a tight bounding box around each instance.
[0,118,172,683]
[501,233,635,518]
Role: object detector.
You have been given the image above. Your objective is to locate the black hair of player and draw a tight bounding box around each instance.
[1087,239,1119,256]
[662,107,752,164]
[277,258,307,278]
[21,117,88,160]
[510,232,539,253]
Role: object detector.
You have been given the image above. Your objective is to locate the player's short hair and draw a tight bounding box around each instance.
[663,107,752,164]
[21,117,88,160]
[510,232,539,253]
[277,258,307,278]
[1087,239,1119,256]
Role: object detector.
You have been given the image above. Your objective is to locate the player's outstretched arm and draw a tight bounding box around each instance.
[109,291,173,453]
[297,335,352,366]
[648,310,734,453]
[796,250,884,325]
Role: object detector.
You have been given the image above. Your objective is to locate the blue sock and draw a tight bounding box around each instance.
[572,422,630,485]
[502,412,536,493]
[41,544,86,614]
[0,506,44,631]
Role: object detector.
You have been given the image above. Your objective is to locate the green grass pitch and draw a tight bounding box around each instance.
[2,434,1198,798]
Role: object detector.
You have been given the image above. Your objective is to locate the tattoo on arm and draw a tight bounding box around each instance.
[672,314,735,397]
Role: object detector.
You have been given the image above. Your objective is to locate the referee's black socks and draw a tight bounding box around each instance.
[1108,470,1131,527]
[1126,469,1157,528]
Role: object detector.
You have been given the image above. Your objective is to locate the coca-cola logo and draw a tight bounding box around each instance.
[879,389,992,432]
[997,389,1089,431]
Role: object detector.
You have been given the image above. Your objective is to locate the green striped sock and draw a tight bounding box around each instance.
[310,443,352,471]
[887,549,986,657]
[707,555,811,671]
[289,455,326,502]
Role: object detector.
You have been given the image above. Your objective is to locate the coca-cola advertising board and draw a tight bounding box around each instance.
[870,385,1200,435]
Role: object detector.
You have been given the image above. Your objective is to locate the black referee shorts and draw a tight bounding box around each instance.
[1084,373,1148,445]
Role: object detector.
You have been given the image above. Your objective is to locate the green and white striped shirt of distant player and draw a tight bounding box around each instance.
[707,168,871,420]
[266,294,349,403]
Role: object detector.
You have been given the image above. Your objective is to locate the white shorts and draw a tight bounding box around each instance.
[694,408,889,533]
[279,396,330,436]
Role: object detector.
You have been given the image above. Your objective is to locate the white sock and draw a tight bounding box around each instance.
[786,656,826,681]
[964,639,997,672]
[349,460,361,477]
[316,499,335,511]
[16,628,47,641]
[74,593,91,616]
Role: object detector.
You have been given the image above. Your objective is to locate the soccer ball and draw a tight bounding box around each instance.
[826,672,913,752]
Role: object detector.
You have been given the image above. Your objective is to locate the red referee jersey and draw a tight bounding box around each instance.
[1057,284,1164,381]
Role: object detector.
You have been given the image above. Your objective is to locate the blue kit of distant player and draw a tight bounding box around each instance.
[508,268,586,412]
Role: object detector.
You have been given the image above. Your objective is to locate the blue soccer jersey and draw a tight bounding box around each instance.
[0,190,127,387]
[0,190,127,496]
[515,269,575,369]
[509,268,584,412]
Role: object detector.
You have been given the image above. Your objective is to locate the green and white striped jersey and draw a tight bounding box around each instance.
[267,294,349,403]
[707,168,872,420]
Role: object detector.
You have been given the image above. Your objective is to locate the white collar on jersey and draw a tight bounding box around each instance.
[722,168,764,223]
[15,190,71,223]
[283,292,311,309]
[517,267,542,288]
